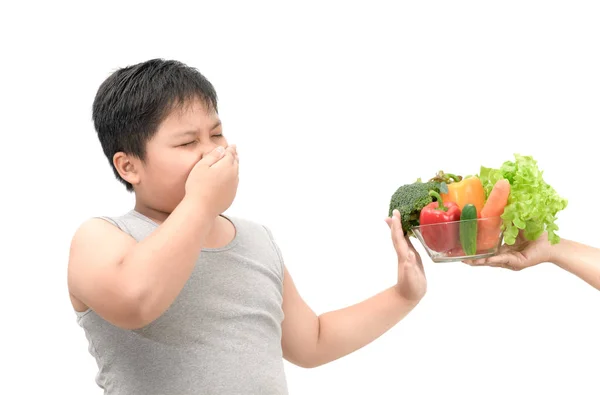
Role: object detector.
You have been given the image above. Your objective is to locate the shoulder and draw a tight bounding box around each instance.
[68,216,137,279]
[71,217,118,246]
[70,216,131,247]
[226,214,284,258]
[232,216,284,263]
[67,216,137,311]
[229,215,286,282]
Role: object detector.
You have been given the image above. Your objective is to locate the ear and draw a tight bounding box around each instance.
[113,152,141,187]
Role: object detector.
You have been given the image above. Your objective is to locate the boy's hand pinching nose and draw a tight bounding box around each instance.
[185,145,239,217]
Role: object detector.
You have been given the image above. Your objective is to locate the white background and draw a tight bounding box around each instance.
[2,1,599,394]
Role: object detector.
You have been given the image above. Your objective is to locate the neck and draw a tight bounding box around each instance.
[134,201,172,225]
[133,199,235,249]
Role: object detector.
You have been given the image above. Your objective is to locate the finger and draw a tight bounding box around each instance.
[391,210,409,261]
[201,146,226,167]
[482,254,513,266]
[463,260,488,267]
[224,146,236,164]
[484,260,517,270]
[463,257,494,266]
[389,211,400,248]
[213,146,234,166]
[210,151,236,172]
[403,235,423,267]
[389,212,399,246]
[228,144,239,162]
[385,217,392,229]
[404,236,423,270]
[466,255,517,270]
[234,153,240,174]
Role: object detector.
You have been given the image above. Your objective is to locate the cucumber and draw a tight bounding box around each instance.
[460,203,478,256]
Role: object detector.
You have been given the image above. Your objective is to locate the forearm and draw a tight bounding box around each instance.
[550,239,600,291]
[121,196,216,321]
[311,286,419,367]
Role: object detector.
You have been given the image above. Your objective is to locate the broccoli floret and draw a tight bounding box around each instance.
[388,181,443,235]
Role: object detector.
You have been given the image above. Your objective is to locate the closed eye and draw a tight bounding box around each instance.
[178,134,222,147]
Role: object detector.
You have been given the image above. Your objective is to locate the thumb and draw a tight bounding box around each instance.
[200,146,226,167]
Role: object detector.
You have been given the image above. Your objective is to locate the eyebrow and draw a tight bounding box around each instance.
[176,120,222,137]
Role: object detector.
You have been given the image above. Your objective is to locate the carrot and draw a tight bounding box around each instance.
[478,179,511,250]
[481,179,511,218]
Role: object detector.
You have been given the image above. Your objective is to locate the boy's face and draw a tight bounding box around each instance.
[134,98,229,213]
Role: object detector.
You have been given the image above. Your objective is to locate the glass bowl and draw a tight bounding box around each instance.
[411,217,504,263]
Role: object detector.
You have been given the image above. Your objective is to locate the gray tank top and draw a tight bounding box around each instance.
[75,210,288,394]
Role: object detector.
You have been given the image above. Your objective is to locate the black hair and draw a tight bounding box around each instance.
[92,58,218,191]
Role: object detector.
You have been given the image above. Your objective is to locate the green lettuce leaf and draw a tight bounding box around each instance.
[479,166,506,199]
[478,154,568,245]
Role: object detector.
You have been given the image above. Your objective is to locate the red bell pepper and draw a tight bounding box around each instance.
[419,190,461,252]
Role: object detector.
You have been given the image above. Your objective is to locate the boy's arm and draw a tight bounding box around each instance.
[281,209,426,368]
[281,267,420,369]
[68,146,238,330]
[68,197,216,329]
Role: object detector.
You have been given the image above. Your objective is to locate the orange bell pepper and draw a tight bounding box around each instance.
[440,176,486,214]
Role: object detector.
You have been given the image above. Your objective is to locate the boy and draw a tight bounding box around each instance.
[67,58,426,394]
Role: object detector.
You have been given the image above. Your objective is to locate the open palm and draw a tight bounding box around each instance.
[385,209,427,301]
[464,230,551,271]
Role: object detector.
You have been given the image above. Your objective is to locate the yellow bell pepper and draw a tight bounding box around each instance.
[440,176,486,214]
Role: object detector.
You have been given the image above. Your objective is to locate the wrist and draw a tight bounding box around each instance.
[392,284,423,306]
[178,195,219,225]
[547,238,570,268]
[180,193,219,218]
